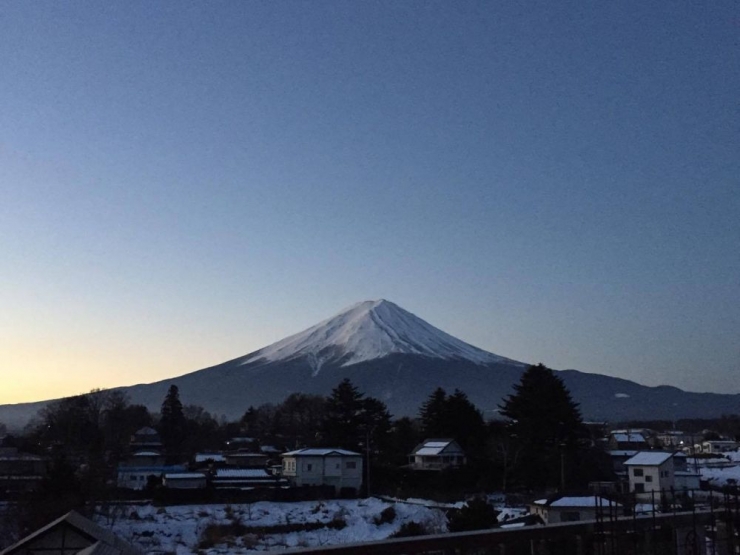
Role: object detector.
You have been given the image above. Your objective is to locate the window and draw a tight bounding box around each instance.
[635,483,645,493]
[633,468,643,477]
[306,463,313,471]
[346,461,357,469]
[645,475,652,483]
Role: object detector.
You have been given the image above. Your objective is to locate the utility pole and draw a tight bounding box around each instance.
[365,429,371,498]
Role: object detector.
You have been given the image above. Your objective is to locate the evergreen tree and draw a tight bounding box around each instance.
[159,385,186,461]
[418,387,485,456]
[321,379,392,453]
[419,387,448,438]
[499,363,584,490]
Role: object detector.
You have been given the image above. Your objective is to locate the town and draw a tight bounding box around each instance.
[2,365,740,553]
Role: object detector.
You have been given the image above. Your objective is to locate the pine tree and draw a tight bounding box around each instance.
[321,379,392,453]
[322,379,366,450]
[159,384,186,461]
[419,387,448,438]
[499,364,584,490]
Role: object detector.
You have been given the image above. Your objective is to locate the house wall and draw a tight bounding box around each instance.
[281,455,363,492]
[629,460,673,501]
[117,469,159,490]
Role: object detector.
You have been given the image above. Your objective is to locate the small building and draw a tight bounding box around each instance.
[529,496,622,525]
[624,452,675,502]
[656,431,692,449]
[117,465,186,490]
[607,450,638,476]
[163,472,207,490]
[211,468,285,490]
[119,451,165,468]
[224,452,269,468]
[409,439,466,470]
[129,427,163,451]
[700,440,739,455]
[193,453,226,469]
[673,452,701,493]
[281,448,363,493]
[609,431,649,451]
[0,447,48,494]
[0,510,142,555]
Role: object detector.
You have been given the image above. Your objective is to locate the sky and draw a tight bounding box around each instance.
[1,1,738,405]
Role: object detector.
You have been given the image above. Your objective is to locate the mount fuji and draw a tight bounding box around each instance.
[1,299,739,429]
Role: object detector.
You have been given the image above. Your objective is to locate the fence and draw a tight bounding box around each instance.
[273,488,740,555]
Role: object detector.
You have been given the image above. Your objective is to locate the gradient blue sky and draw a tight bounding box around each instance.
[1,1,738,404]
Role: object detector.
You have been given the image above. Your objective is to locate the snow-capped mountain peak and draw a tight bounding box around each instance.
[241,299,521,371]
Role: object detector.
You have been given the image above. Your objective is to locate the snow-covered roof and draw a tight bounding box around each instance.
[282,448,361,457]
[240,299,523,370]
[164,473,206,480]
[194,453,225,463]
[611,433,646,443]
[131,451,161,457]
[533,496,620,508]
[412,439,461,456]
[215,469,271,478]
[624,452,674,466]
[608,450,638,457]
[134,427,158,436]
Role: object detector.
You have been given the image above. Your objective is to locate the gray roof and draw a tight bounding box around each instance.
[282,448,361,457]
[624,452,674,466]
[1,511,142,555]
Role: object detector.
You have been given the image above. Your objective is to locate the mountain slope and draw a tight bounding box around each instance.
[239,299,523,371]
[1,299,738,429]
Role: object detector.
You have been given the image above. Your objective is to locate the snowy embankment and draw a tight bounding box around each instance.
[691,451,740,488]
[96,498,448,554]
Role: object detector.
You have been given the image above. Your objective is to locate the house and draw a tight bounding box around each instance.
[129,427,163,451]
[673,452,701,492]
[163,472,207,489]
[624,452,676,502]
[699,440,739,455]
[117,464,186,490]
[224,452,269,468]
[211,468,286,490]
[607,450,638,477]
[281,448,363,493]
[409,439,466,470]
[529,496,622,524]
[0,447,48,495]
[119,451,165,467]
[608,431,649,451]
[656,431,692,449]
[0,510,142,555]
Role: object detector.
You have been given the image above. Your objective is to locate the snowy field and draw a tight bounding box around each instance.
[96,498,450,554]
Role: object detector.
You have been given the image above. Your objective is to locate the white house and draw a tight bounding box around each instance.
[609,431,649,451]
[700,440,739,454]
[116,464,186,490]
[529,496,622,524]
[409,439,466,470]
[624,452,675,502]
[281,448,363,493]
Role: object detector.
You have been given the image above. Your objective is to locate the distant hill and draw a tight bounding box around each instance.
[2,299,738,430]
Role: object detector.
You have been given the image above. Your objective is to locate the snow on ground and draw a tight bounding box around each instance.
[700,465,740,487]
[95,498,448,554]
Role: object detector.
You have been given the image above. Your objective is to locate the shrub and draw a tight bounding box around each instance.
[448,498,499,532]
[374,506,397,526]
[390,521,430,538]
